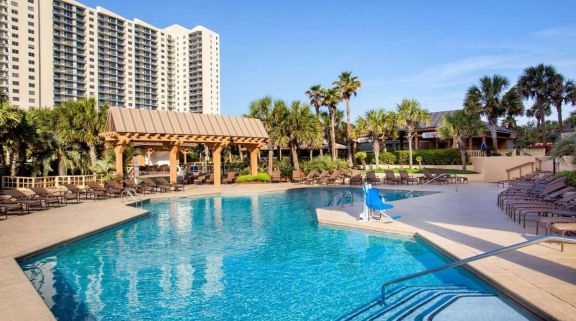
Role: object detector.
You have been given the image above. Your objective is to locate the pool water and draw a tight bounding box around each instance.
[20,188,531,320]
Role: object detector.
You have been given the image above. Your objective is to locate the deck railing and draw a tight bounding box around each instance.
[1,174,100,189]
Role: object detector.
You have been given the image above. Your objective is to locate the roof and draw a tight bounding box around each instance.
[420,110,516,134]
[102,108,268,144]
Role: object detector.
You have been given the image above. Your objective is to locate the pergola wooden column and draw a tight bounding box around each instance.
[101,108,268,187]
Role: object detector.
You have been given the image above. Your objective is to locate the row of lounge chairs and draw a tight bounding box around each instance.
[292,169,346,185]
[497,173,576,238]
[291,169,467,186]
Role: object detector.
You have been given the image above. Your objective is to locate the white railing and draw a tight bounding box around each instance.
[1,175,100,189]
[468,149,516,157]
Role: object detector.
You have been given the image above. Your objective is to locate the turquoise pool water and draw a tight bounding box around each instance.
[20,188,531,320]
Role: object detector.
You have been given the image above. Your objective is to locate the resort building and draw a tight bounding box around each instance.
[0,0,220,114]
[357,110,517,155]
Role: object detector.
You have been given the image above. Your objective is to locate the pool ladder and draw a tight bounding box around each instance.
[121,188,143,207]
[327,191,354,208]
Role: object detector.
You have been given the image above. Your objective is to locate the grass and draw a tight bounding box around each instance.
[360,167,478,174]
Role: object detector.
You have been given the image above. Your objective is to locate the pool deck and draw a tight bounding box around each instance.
[0,182,574,320]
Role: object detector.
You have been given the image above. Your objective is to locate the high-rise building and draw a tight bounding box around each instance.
[1,0,220,114]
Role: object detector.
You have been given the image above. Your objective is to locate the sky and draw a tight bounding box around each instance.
[82,0,576,123]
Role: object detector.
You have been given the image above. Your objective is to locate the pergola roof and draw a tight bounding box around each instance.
[101,108,269,145]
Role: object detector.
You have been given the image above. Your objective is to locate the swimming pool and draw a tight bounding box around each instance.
[20,188,534,320]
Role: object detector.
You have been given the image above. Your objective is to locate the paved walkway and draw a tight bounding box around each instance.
[1,182,575,320]
[317,182,576,321]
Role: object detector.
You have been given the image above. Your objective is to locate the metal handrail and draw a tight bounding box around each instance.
[121,188,143,206]
[380,236,576,304]
[327,192,344,207]
[405,173,449,196]
[337,191,354,207]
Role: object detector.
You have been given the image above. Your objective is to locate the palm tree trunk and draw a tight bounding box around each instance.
[557,104,563,132]
[330,109,337,160]
[489,122,498,154]
[267,149,273,176]
[408,131,413,169]
[372,135,380,166]
[0,143,5,176]
[458,137,467,171]
[9,149,17,176]
[290,141,300,171]
[309,149,313,160]
[88,143,98,166]
[345,98,353,166]
[238,145,244,162]
[319,147,323,157]
[352,141,358,163]
[18,143,26,176]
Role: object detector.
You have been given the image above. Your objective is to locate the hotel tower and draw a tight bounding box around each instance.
[0,0,221,114]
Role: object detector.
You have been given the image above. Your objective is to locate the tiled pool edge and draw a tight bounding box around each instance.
[316,208,569,321]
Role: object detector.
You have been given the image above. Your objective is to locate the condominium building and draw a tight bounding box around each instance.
[0,0,220,114]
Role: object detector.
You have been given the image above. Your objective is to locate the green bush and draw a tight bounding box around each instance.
[557,171,576,187]
[237,172,271,183]
[365,153,375,165]
[392,149,463,165]
[379,151,397,164]
[355,151,367,164]
[273,158,294,177]
[301,156,349,172]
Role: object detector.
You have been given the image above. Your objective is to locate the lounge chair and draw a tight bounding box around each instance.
[205,174,215,185]
[383,170,401,185]
[349,171,363,185]
[549,223,576,250]
[421,170,448,184]
[399,170,419,185]
[0,199,24,216]
[1,190,45,212]
[123,179,152,194]
[324,170,343,185]
[303,169,320,184]
[142,178,170,192]
[155,177,184,191]
[31,187,78,204]
[271,170,281,183]
[63,184,91,200]
[536,213,576,235]
[222,172,238,184]
[364,187,395,221]
[86,181,114,199]
[365,171,381,185]
[194,174,207,184]
[9,188,61,207]
[292,170,304,183]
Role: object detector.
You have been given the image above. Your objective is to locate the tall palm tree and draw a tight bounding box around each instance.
[0,102,23,175]
[464,75,523,154]
[517,64,557,145]
[333,71,361,166]
[438,110,485,171]
[396,99,431,168]
[550,75,576,131]
[319,88,342,160]
[356,110,385,165]
[305,84,326,156]
[283,101,320,171]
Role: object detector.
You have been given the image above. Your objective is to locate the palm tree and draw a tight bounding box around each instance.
[550,74,576,131]
[305,84,326,156]
[283,101,321,171]
[517,64,557,145]
[247,96,275,174]
[438,110,485,171]
[0,102,23,175]
[320,88,342,160]
[333,72,361,166]
[464,75,523,154]
[500,115,518,130]
[356,110,385,165]
[396,99,431,168]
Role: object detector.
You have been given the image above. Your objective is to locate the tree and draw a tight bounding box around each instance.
[356,110,385,165]
[0,102,23,175]
[247,96,275,174]
[396,99,431,168]
[517,64,557,145]
[500,115,518,130]
[319,88,342,160]
[283,101,320,171]
[464,75,523,154]
[333,71,361,166]
[305,84,326,156]
[438,110,485,171]
[550,75,576,131]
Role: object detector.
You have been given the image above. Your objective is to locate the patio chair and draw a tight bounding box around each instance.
[4,188,60,208]
[63,184,92,200]
[366,171,382,185]
[303,169,320,184]
[324,170,343,185]
[364,187,395,221]
[222,172,238,184]
[27,188,64,207]
[155,177,184,191]
[31,187,78,204]
[292,170,304,183]
[399,170,419,185]
[86,181,113,199]
[349,171,363,185]
[123,179,151,194]
[0,199,24,216]
[383,170,401,185]
[536,212,576,235]
[421,170,448,184]
[194,174,207,185]
[549,223,576,250]
[1,190,46,212]
[205,174,215,185]
[314,170,331,185]
[142,178,170,192]
[271,171,281,183]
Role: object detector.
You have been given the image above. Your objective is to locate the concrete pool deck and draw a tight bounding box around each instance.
[0,182,574,320]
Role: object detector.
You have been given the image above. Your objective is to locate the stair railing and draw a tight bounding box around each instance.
[405,173,450,196]
[380,236,576,304]
[121,188,143,207]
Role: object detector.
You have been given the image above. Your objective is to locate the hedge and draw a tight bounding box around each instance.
[378,151,397,164]
[237,173,271,183]
[366,149,464,165]
[557,171,576,187]
[302,156,349,172]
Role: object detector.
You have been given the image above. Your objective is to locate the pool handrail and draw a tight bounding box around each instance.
[380,236,576,304]
[405,173,451,196]
[121,188,143,206]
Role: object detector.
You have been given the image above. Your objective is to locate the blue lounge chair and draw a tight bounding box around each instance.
[365,187,395,221]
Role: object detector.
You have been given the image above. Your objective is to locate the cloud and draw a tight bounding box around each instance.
[531,27,576,38]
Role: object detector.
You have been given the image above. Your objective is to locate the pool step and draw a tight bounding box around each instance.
[337,285,495,321]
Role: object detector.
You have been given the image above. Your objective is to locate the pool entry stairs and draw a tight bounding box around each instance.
[337,284,496,321]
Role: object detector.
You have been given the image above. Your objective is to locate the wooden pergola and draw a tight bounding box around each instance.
[100,108,269,186]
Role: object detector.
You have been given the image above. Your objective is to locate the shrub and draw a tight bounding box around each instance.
[379,151,397,165]
[558,171,576,187]
[301,156,349,172]
[273,158,294,177]
[392,149,462,165]
[355,152,367,165]
[365,153,375,165]
[237,172,271,183]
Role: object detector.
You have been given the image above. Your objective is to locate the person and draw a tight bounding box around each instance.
[480,141,487,157]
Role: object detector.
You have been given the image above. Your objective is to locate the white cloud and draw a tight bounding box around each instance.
[531,27,576,38]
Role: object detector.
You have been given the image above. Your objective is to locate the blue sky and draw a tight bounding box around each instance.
[83,0,576,122]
